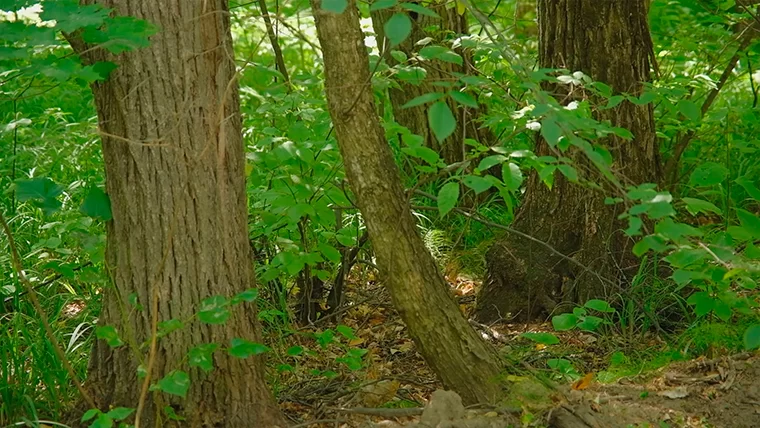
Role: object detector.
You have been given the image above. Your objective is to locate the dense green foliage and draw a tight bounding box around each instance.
[2,0,760,425]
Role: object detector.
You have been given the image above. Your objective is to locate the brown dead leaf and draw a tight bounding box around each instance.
[571,373,595,390]
[358,380,401,407]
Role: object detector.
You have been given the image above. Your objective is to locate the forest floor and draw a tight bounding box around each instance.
[271,274,760,428]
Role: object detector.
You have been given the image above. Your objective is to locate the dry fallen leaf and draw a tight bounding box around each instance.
[358,380,401,407]
[572,373,595,390]
[658,387,690,399]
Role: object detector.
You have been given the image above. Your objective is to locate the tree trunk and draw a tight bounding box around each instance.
[310,0,504,405]
[370,3,487,164]
[76,1,285,426]
[475,0,660,322]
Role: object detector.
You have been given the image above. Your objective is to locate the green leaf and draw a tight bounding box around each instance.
[157,319,184,338]
[321,0,348,13]
[188,343,219,373]
[689,162,728,187]
[287,345,304,356]
[318,243,342,263]
[105,407,134,421]
[437,181,459,217]
[477,155,507,171]
[400,2,439,17]
[229,338,271,358]
[80,187,113,220]
[577,315,604,331]
[677,99,700,122]
[552,313,578,331]
[231,288,259,304]
[401,92,443,108]
[197,295,230,325]
[744,325,760,350]
[682,197,722,216]
[95,325,124,348]
[81,409,100,422]
[737,208,760,238]
[14,177,62,215]
[154,370,190,398]
[557,165,578,182]
[584,299,615,313]
[737,175,760,201]
[337,324,358,339]
[89,413,113,428]
[384,13,412,46]
[370,0,397,11]
[540,118,562,146]
[687,291,715,317]
[520,332,560,345]
[449,91,479,108]
[428,101,456,142]
[504,163,523,191]
[462,175,493,194]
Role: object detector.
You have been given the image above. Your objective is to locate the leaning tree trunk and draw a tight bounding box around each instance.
[74,1,286,426]
[370,2,488,164]
[310,0,504,405]
[475,0,660,322]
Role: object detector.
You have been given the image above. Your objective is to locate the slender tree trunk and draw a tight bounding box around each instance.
[370,2,488,164]
[310,0,504,405]
[475,0,660,322]
[75,1,285,426]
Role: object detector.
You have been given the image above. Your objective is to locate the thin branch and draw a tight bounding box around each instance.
[665,23,757,186]
[0,211,97,410]
[257,0,291,87]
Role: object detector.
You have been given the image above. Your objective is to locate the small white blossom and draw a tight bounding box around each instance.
[525,121,541,131]
[564,101,579,110]
[511,104,535,119]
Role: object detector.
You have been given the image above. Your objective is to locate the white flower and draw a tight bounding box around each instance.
[565,101,579,110]
[525,121,541,131]
[511,104,535,119]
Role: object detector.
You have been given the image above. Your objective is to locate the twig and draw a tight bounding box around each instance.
[289,419,346,428]
[257,0,291,87]
[0,211,97,410]
[330,407,424,417]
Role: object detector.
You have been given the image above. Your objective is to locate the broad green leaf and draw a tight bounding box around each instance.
[321,0,348,13]
[370,0,397,11]
[737,208,760,238]
[154,370,190,398]
[744,325,760,350]
[231,288,259,304]
[449,91,479,108]
[90,413,113,428]
[287,346,304,356]
[504,162,523,191]
[584,299,615,313]
[677,99,700,122]
[736,176,760,201]
[95,326,124,348]
[228,338,271,358]
[14,177,62,215]
[687,291,715,317]
[477,155,507,171]
[577,315,604,331]
[81,409,100,422]
[105,407,134,421]
[428,101,456,142]
[157,319,184,338]
[318,243,342,263]
[400,2,439,17]
[337,324,358,339]
[557,164,578,182]
[552,313,578,331]
[188,343,219,373]
[384,13,412,46]
[520,332,560,345]
[80,187,112,221]
[437,181,459,217]
[689,162,727,187]
[462,175,492,194]
[540,118,562,146]
[682,197,722,216]
[197,295,230,325]
[401,92,443,108]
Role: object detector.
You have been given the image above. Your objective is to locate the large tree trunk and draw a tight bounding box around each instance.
[475,0,660,322]
[77,1,285,426]
[370,3,487,164]
[310,0,504,405]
